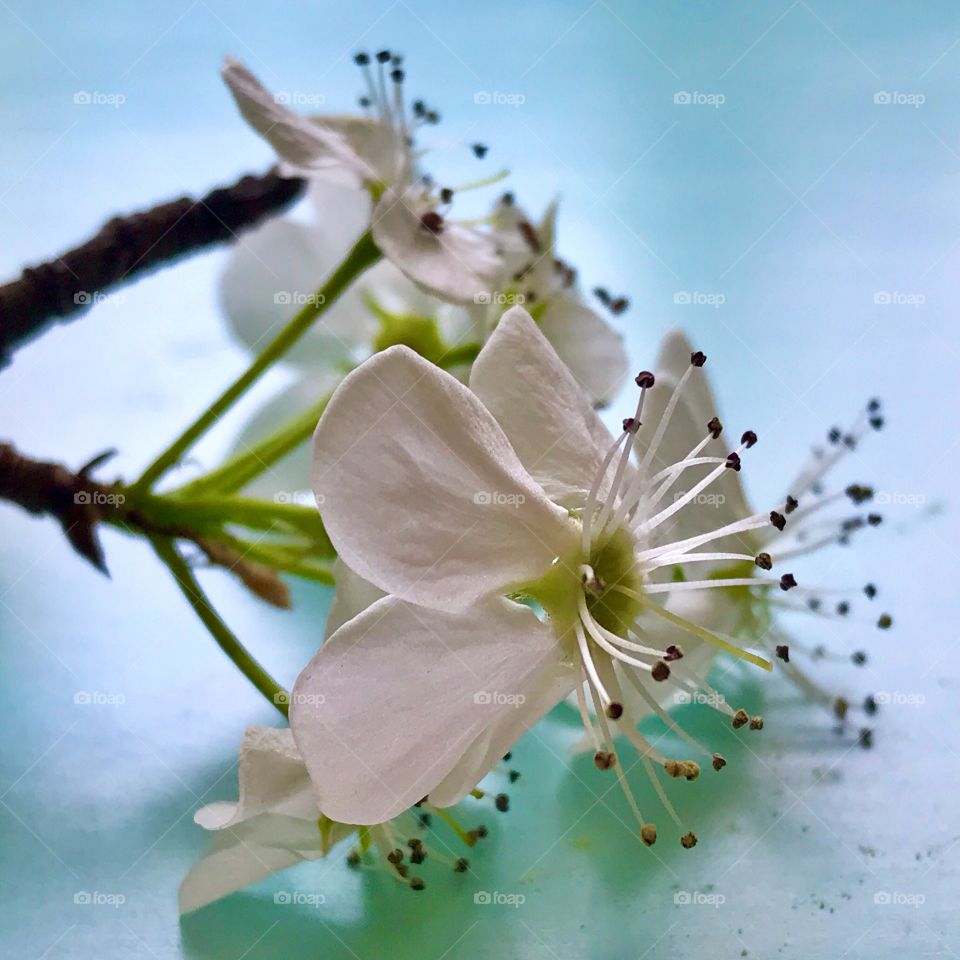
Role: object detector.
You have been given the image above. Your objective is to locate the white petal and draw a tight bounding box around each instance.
[194,726,316,830]
[325,558,386,639]
[220,217,371,371]
[312,345,576,610]
[309,115,408,186]
[469,306,617,507]
[428,654,575,806]
[536,293,629,408]
[221,58,363,180]
[289,595,563,824]
[371,188,503,305]
[229,375,340,501]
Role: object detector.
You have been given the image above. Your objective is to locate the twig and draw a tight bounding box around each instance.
[0,168,305,366]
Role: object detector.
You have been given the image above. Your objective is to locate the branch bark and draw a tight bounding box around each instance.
[0,168,305,366]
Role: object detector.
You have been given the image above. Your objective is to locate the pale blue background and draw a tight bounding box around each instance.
[1,2,958,957]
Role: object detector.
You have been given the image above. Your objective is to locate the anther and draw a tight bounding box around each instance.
[870,415,884,430]
[593,286,611,305]
[358,96,371,108]
[622,417,641,434]
[410,847,426,864]
[851,651,867,666]
[732,708,749,729]
[509,770,521,783]
[503,752,512,761]
[779,573,798,591]
[837,601,850,616]
[610,296,629,314]
[863,694,878,716]
[500,191,514,206]
[776,644,790,662]
[454,858,469,872]
[770,511,786,531]
[867,513,882,526]
[354,52,370,65]
[420,210,444,234]
[651,661,671,682]
[594,750,616,771]
[690,351,707,367]
[395,863,409,878]
[471,143,488,158]
[784,495,799,514]
[663,644,684,661]
[376,50,391,63]
[412,99,426,117]
[664,760,700,780]
[495,793,510,812]
[741,430,758,448]
[681,832,698,849]
[833,697,849,720]
[707,416,723,439]
[755,552,773,570]
[387,848,404,865]
[749,715,764,730]
[712,754,727,771]
[605,702,624,720]
[864,583,877,599]
[858,728,874,750]
[725,452,741,471]
[828,427,842,444]
[407,837,423,850]
[845,484,874,504]
[410,877,426,891]
[391,68,405,83]
[808,597,821,611]
[439,187,454,204]
[641,824,657,846]
[868,398,881,413]
[347,850,361,867]
[877,614,892,629]
[635,370,655,388]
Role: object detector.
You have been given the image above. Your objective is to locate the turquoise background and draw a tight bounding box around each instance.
[1,1,958,957]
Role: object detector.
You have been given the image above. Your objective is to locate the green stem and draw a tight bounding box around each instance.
[135,230,381,493]
[175,392,335,498]
[150,534,289,717]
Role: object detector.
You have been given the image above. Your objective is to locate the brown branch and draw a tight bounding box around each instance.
[0,168,305,367]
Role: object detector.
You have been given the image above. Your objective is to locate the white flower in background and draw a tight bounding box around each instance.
[292,306,796,848]
[222,53,513,304]
[179,725,485,912]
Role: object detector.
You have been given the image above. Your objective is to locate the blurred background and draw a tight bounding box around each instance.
[1,1,957,957]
